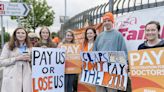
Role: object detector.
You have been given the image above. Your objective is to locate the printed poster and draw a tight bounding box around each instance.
[128,47,164,92]
[60,44,82,74]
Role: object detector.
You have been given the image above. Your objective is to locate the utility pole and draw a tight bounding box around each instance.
[17,0,22,27]
[63,0,67,38]
[0,16,4,48]
[65,0,67,21]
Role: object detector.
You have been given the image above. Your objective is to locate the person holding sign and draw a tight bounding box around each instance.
[138,21,164,50]
[35,26,57,48]
[78,27,97,92]
[93,12,128,92]
[58,30,78,92]
[83,27,97,51]
[0,27,32,92]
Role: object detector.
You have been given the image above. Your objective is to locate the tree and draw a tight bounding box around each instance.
[0,32,10,48]
[11,0,55,32]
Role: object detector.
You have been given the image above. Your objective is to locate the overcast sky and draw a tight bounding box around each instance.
[1,0,108,34]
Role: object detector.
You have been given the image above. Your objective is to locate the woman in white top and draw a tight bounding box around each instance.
[0,27,32,92]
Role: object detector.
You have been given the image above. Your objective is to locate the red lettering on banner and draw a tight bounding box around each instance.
[83,61,104,71]
[137,25,145,40]
[161,26,164,38]
[99,61,104,71]
[119,25,145,40]
[119,28,128,37]
[119,25,164,40]
[0,4,4,10]
[116,17,137,28]
[33,76,53,91]
[127,30,137,40]
[33,78,39,92]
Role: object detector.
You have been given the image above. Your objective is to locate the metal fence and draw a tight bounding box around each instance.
[62,0,164,31]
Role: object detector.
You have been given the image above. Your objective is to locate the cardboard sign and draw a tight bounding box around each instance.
[80,51,128,91]
[128,47,164,92]
[60,44,82,74]
[32,47,65,92]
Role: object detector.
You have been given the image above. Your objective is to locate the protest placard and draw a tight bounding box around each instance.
[129,47,164,92]
[60,44,82,74]
[80,51,128,91]
[32,47,65,92]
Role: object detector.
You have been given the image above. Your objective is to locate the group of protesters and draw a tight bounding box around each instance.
[0,12,164,92]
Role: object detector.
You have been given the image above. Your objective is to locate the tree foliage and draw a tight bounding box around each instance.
[11,0,55,32]
[0,32,10,48]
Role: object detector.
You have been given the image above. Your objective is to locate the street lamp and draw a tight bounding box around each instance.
[29,3,35,32]
[62,0,67,38]
[64,0,67,23]
[0,16,4,48]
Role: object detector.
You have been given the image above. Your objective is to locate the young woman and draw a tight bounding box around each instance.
[77,27,97,92]
[138,21,164,50]
[0,27,32,92]
[58,29,78,92]
[93,12,127,92]
[35,26,57,48]
[58,30,75,45]
[83,27,97,51]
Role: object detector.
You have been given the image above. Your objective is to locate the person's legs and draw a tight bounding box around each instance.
[96,86,106,92]
[106,88,117,92]
[126,77,132,92]
[65,74,69,92]
[67,74,75,92]
[73,74,78,92]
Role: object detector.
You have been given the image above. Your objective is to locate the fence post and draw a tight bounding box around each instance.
[109,0,114,12]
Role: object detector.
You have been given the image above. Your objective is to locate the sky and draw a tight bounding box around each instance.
[1,0,108,34]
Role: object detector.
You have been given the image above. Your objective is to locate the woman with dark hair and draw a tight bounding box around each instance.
[83,27,97,51]
[35,26,57,48]
[138,21,164,50]
[0,27,32,92]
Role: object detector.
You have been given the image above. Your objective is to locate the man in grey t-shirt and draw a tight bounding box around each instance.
[93,12,128,92]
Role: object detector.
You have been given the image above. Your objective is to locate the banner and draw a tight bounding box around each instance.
[60,44,82,74]
[115,6,164,50]
[128,47,164,92]
[80,51,128,91]
[32,48,65,92]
